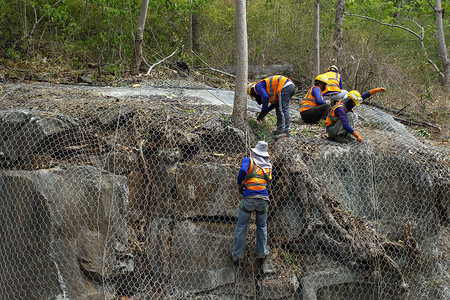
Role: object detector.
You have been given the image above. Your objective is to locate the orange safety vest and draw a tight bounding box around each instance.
[323,71,341,94]
[243,158,272,191]
[256,75,289,104]
[301,86,319,113]
[325,100,347,126]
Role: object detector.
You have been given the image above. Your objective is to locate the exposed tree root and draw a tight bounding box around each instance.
[269,138,408,292]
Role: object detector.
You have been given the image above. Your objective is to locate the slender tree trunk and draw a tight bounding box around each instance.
[313,0,320,79]
[333,0,346,66]
[131,0,149,75]
[190,0,200,53]
[432,0,450,91]
[232,0,248,127]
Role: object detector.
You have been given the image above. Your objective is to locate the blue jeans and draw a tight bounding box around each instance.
[232,197,268,260]
[275,84,295,132]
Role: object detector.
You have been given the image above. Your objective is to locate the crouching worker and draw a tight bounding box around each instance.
[232,141,272,263]
[326,88,386,143]
[322,65,348,106]
[300,74,331,124]
[247,75,295,138]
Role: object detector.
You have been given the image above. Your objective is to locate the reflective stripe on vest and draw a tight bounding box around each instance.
[324,71,341,93]
[301,86,318,112]
[258,75,289,104]
[325,100,347,126]
[243,158,270,191]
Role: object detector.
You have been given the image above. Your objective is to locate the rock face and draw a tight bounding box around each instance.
[0,166,128,299]
[0,110,79,161]
[0,83,448,300]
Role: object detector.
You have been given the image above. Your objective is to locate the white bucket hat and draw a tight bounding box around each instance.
[251,141,269,158]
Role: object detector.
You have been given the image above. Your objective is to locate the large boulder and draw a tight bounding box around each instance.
[0,166,129,299]
[0,110,79,161]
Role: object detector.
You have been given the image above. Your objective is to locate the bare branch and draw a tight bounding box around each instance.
[344,12,444,79]
[145,49,178,76]
[344,12,421,38]
[191,51,237,79]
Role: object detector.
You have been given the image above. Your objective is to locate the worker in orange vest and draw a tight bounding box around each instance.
[248,75,295,138]
[300,74,331,124]
[322,65,348,106]
[232,141,272,263]
[326,88,386,143]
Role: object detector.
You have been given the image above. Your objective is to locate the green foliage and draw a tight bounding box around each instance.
[281,249,301,272]
[0,0,447,108]
[417,128,431,138]
[300,129,315,137]
[219,115,231,122]
[420,87,433,101]
[248,116,276,142]
[7,48,22,61]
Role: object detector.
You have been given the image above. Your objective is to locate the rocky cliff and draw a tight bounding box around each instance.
[0,82,448,300]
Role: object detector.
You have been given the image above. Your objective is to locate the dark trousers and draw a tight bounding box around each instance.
[300,103,331,124]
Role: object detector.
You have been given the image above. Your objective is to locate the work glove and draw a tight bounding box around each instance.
[352,131,363,142]
[256,111,268,121]
[369,87,386,95]
[237,184,245,195]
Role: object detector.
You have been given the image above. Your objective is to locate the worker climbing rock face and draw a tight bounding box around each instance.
[326,87,386,143]
[231,141,272,263]
[247,75,295,139]
[300,74,332,124]
[322,65,348,106]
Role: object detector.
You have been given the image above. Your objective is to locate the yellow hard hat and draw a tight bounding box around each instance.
[327,65,338,72]
[315,74,329,85]
[247,82,257,96]
[347,90,363,106]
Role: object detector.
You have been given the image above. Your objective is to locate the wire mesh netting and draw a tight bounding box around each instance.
[0,82,448,300]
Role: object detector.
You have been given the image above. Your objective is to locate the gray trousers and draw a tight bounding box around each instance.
[323,90,348,105]
[328,111,357,138]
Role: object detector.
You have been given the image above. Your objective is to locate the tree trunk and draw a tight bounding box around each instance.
[313,0,320,79]
[432,0,450,91]
[332,0,346,66]
[232,0,248,128]
[190,0,200,53]
[131,0,149,75]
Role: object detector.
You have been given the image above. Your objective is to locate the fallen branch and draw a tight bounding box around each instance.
[392,115,441,131]
[365,101,440,131]
[191,51,236,79]
[145,49,177,76]
[365,101,412,117]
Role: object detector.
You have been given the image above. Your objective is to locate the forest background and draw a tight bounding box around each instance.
[0,0,449,140]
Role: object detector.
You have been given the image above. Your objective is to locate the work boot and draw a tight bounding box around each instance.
[272,129,284,136]
[334,135,350,144]
[262,255,277,274]
[230,253,241,267]
[273,130,290,139]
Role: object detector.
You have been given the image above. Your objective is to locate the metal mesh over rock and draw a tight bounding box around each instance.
[0,82,448,300]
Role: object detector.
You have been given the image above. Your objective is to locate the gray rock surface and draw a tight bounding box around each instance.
[0,82,447,300]
[0,110,79,161]
[0,166,128,299]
